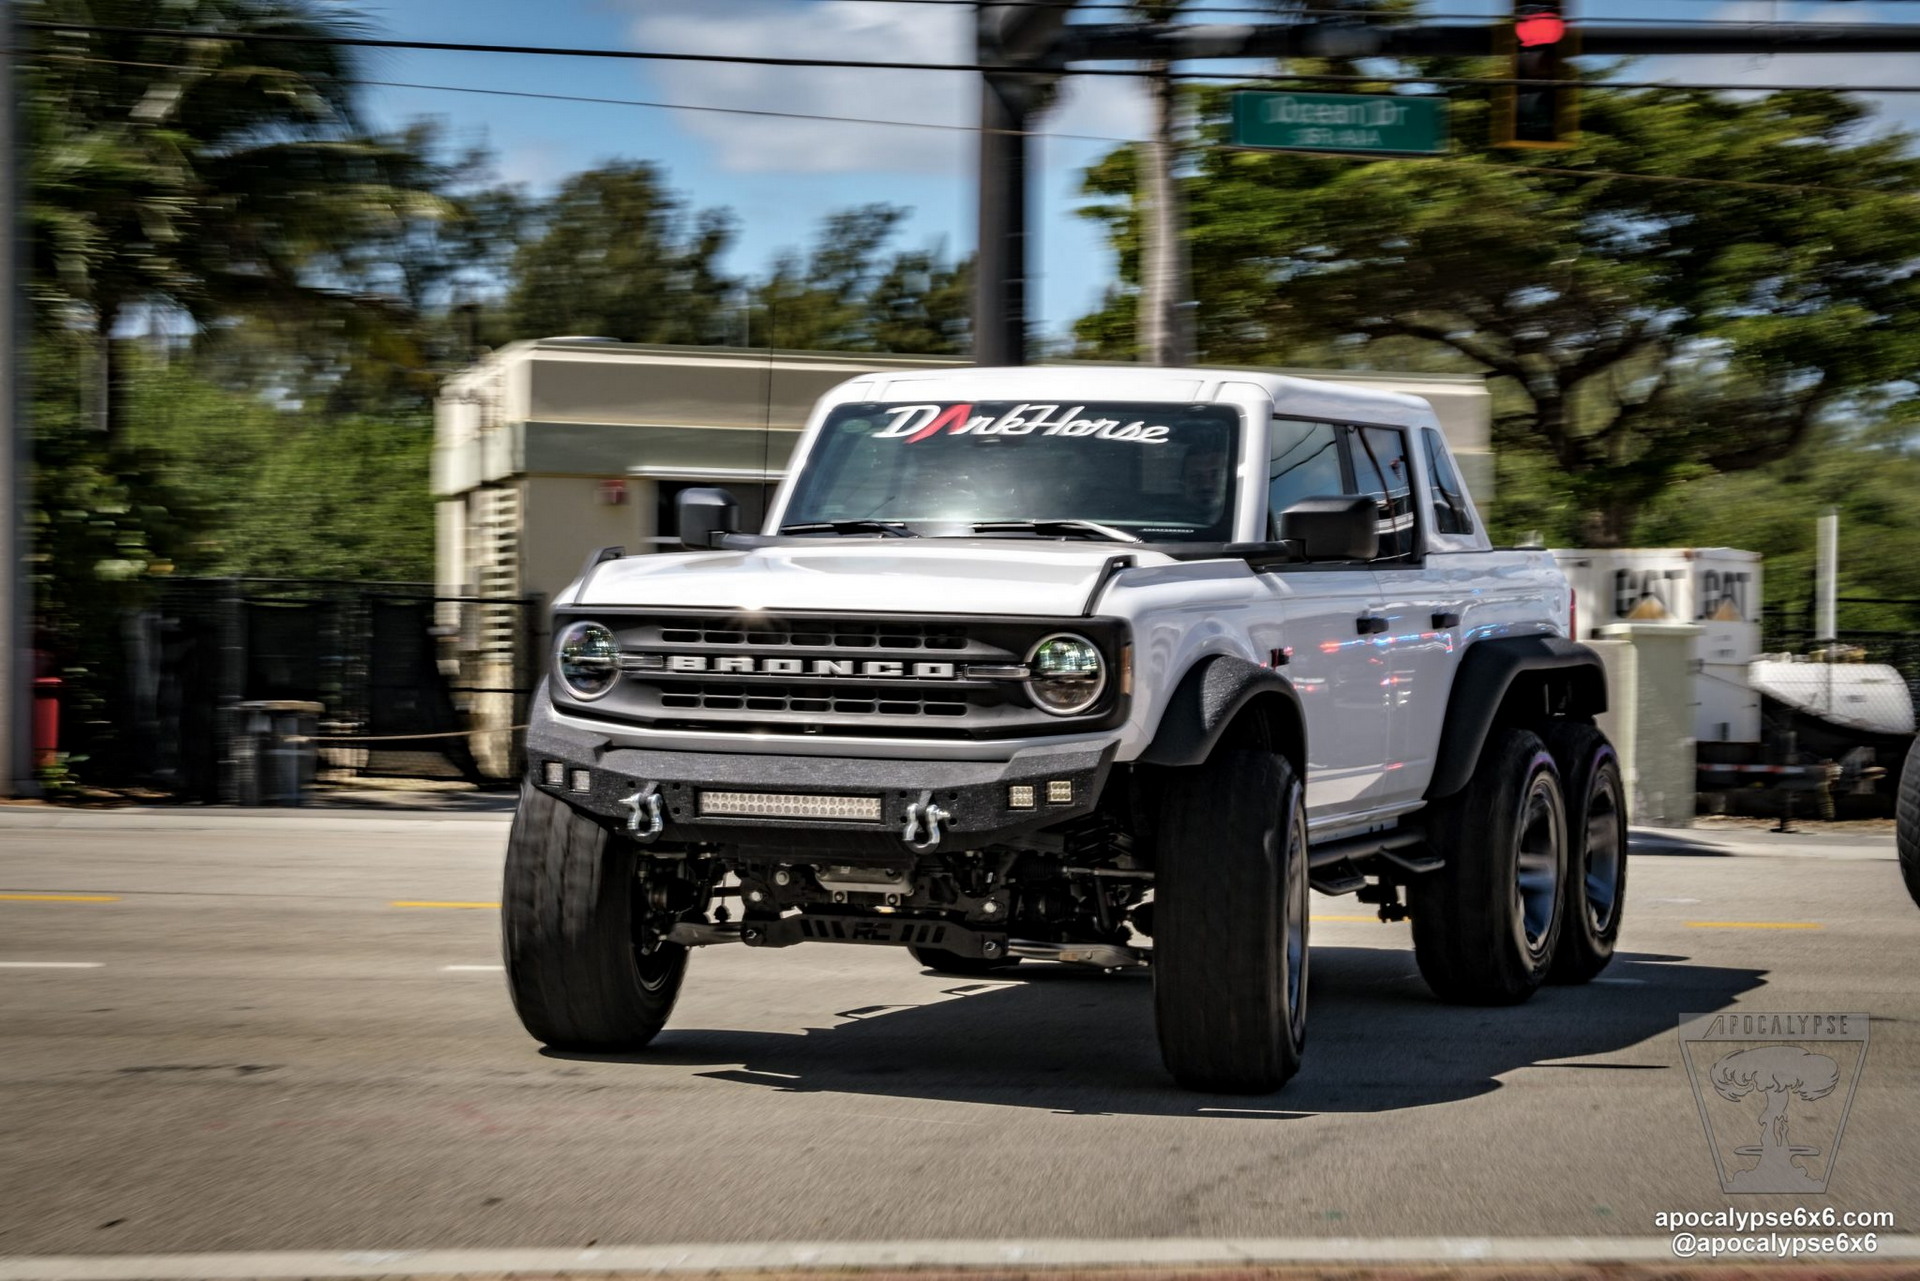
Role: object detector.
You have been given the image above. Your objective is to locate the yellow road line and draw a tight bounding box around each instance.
[1685,920,1823,930]
[0,893,120,903]
[391,900,500,910]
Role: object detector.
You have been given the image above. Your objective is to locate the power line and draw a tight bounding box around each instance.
[657,0,1920,21]
[1168,67,1920,89]
[23,17,1920,81]
[32,46,1920,99]
[37,52,1909,197]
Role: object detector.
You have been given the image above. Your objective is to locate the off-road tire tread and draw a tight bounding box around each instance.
[502,782,685,1050]
[1543,720,1627,984]
[1410,728,1563,1006]
[1154,750,1306,1094]
[1898,749,1920,908]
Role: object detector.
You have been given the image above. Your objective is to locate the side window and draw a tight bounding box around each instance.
[1423,428,1473,535]
[1349,426,1416,560]
[1266,418,1346,538]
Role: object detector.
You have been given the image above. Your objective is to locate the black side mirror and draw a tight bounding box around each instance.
[676,487,740,550]
[1280,495,1379,562]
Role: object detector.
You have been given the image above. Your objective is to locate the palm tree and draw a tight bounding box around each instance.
[25,0,437,443]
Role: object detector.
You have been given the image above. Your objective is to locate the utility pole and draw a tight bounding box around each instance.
[974,69,1031,367]
[973,1,1078,366]
[1,0,30,798]
[1136,58,1192,366]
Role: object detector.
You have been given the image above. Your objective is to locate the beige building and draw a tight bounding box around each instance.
[432,339,1494,612]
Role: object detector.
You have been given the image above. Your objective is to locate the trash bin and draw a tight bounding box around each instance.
[231,700,323,805]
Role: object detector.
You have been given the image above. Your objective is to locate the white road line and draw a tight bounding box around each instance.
[438,964,503,972]
[0,961,103,969]
[3,1236,1916,1279]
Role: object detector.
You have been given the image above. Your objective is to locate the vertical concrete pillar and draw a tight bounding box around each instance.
[1596,621,1703,828]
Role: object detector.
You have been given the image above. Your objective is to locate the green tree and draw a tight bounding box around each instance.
[753,205,971,354]
[1078,84,1920,544]
[27,0,441,443]
[505,162,737,345]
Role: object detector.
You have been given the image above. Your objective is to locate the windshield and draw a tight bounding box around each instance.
[779,401,1242,542]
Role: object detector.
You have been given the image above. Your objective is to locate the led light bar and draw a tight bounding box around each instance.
[1007,784,1036,810]
[1046,780,1074,804]
[699,791,883,822]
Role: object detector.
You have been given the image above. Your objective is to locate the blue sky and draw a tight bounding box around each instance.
[356,0,1920,346]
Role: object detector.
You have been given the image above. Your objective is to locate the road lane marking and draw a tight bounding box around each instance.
[0,893,119,902]
[8,1235,1917,1278]
[391,901,499,909]
[1311,914,1394,923]
[439,964,503,972]
[0,961,103,969]
[1685,920,1823,929]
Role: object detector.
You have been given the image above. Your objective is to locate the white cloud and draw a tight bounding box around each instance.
[617,0,1155,175]
[619,0,974,173]
[1653,4,1920,138]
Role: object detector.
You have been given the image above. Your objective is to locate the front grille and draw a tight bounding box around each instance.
[656,681,970,718]
[552,610,1126,740]
[658,620,968,650]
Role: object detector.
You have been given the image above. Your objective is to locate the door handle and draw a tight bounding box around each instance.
[1355,615,1388,635]
[1431,611,1461,630]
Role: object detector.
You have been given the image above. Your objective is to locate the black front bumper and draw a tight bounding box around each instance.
[527,699,1116,857]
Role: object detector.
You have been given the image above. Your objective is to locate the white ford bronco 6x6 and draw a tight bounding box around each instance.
[506,366,1626,1093]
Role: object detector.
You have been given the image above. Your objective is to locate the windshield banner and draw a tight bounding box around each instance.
[874,403,1173,445]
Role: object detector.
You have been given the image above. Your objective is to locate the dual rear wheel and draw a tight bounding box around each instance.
[1411,721,1626,1004]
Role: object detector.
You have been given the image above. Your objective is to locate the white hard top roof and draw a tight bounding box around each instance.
[821,364,1440,429]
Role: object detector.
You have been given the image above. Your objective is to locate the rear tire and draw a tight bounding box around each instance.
[1899,748,1920,909]
[1411,728,1567,1005]
[1544,721,1628,983]
[909,947,1020,977]
[1153,750,1309,1093]
[502,782,687,1050]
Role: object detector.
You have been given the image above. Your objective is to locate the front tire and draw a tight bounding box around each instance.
[1544,721,1628,983]
[1153,750,1309,1093]
[1411,728,1568,1005]
[1898,748,1920,909]
[502,782,687,1050]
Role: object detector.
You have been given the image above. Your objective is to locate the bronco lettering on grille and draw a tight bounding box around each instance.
[654,655,958,679]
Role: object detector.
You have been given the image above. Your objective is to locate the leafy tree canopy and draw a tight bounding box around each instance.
[1077,81,1920,545]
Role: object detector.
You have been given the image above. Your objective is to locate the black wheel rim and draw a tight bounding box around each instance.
[1583,763,1625,934]
[1514,769,1566,957]
[629,869,680,992]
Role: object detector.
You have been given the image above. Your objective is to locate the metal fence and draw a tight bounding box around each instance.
[127,579,537,801]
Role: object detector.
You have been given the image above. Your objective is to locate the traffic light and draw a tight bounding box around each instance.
[1495,0,1577,149]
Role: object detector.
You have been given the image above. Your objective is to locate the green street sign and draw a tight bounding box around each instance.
[1230,91,1449,156]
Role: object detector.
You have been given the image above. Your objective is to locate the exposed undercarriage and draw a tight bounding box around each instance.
[638,803,1157,970]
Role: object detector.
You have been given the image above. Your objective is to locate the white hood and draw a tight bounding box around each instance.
[573,540,1153,616]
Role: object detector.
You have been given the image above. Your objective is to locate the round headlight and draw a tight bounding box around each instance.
[1026,633,1106,716]
[556,621,620,700]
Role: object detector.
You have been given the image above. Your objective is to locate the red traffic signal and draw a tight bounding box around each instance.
[1496,0,1577,148]
[1515,12,1566,46]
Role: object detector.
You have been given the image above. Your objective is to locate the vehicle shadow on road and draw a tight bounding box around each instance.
[546,944,1765,1117]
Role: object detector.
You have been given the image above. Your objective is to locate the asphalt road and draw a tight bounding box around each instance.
[1,806,1916,1260]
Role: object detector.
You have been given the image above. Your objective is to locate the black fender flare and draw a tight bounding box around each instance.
[1139,653,1305,770]
[1426,634,1609,801]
